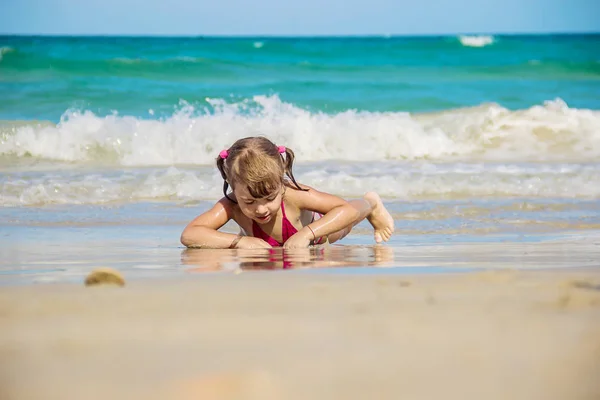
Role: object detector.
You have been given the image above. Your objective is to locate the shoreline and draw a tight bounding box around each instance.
[1,222,600,286]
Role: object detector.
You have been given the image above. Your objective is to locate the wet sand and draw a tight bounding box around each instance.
[1,268,599,400]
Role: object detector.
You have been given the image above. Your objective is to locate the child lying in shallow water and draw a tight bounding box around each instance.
[181,136,394,249]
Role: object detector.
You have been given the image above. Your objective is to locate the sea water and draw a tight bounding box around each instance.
[1,34,599,283]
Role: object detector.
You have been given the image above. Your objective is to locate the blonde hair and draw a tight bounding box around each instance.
[216,137,304,202]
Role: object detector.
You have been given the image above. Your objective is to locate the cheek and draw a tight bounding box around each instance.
[240,204,254,215]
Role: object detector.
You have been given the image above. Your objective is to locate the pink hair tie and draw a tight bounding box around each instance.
[277,145,286,154]
[219,149,229,159]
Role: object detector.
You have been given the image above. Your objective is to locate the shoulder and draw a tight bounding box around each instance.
[283,182,317,202]
[221,195,245,217]
[208,196,243,221]
[284,182,346,214]
[216,195,238,211]
[201,196,252,232]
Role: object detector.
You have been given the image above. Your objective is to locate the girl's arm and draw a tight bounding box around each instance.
[286,184,360,244]
[180,198,241,249]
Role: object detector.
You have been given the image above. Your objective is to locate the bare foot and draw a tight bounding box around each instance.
[364,192,395,243]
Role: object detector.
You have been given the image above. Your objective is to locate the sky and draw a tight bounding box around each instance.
[1,0,599,36]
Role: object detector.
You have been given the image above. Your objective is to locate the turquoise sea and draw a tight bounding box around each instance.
[2,34,600,120]
[1,34,599,282]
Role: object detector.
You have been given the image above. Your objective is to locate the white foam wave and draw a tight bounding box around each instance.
[1,96,599,166]
[0,167,222,206]
[112,56,200,63]
[0,46,15,62]
[2,162,600,206]
[459,35,495,47]
[111,57,142,63]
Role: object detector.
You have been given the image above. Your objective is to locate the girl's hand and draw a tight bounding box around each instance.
[234,236,272,249]
[283,231,312,249]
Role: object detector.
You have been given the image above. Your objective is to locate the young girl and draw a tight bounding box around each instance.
[180,136,394,249]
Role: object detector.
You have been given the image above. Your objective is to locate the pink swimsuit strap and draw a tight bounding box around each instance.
[252,201,299,247]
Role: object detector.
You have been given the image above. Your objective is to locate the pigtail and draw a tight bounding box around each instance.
[216,155,236,203]
[282,147,307,192]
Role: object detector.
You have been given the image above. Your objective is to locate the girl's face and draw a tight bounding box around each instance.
[233,183,284,225]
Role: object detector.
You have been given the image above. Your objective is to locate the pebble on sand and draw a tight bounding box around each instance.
[84,268,126,287]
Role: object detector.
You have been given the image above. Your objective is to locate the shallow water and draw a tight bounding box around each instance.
[2,200,599,286]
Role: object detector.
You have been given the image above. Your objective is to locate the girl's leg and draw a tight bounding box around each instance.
[326,192,394,244]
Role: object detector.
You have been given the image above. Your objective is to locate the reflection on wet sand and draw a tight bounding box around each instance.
[182,245,396,272]
[182,235,600,273]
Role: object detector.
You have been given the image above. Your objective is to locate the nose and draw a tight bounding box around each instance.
[256,204,268,215]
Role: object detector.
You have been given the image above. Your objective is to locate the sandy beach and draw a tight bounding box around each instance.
[1,266,599,400]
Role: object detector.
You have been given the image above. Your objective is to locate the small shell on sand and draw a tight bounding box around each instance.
[84,268,125,287]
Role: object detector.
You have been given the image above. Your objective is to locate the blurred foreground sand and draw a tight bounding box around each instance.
[1,269,599,400]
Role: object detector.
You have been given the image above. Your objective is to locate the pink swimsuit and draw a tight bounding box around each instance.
[252,201,324,247]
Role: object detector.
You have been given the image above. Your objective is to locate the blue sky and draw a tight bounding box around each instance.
[1,0,598,36]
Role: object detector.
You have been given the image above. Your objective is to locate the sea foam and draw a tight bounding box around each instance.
[458,35,495,47]
[1,96,599,166]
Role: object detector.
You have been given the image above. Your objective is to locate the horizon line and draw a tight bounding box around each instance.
[1,30,599,38]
